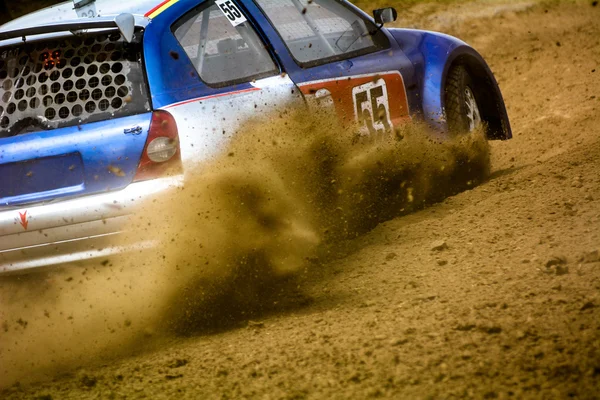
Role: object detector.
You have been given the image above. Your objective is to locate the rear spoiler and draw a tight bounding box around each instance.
[0,13,147,43]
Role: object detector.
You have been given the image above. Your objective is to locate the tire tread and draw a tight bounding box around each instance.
[445,65,469,134]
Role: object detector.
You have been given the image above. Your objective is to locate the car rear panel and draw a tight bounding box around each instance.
[0,175,181,273]
[0,113,151,209]
[0,28,163,271]
[0,27,152,205]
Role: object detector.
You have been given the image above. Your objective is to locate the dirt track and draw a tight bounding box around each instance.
[2,1,600,398]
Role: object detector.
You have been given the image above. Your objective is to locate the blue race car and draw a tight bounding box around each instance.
[0,0,511,273]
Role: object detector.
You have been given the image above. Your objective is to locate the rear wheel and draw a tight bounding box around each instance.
[445,65,482,134]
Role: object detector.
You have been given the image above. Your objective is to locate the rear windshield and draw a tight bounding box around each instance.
[0,30,150,138]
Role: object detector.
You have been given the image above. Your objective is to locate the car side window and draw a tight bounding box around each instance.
[254,0,389,67]
[173,1,279,88]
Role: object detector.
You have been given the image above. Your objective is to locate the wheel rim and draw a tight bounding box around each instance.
[464,86,482,131]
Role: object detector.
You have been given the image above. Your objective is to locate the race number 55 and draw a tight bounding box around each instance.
[215,0,247,26]
[352,79,392,136]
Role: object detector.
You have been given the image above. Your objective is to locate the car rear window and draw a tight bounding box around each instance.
[0,31,150,138]
[172,2,278,88]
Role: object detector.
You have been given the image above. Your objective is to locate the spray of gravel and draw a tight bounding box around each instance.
[0,107,490,389]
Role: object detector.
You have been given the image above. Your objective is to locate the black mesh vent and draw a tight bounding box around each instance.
[0,31,150,138]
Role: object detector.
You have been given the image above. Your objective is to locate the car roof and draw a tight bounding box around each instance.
[0,0,162,31]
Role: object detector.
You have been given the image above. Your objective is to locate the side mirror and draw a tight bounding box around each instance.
[373,8,397,25]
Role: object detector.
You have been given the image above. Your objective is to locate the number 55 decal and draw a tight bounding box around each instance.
[352,79,392,136]
[298,72,410,133]
[215,0,247,26]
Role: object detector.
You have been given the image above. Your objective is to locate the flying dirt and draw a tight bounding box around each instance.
[0,106,490,388]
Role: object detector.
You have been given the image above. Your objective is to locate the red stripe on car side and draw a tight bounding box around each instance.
[164,87,261,109]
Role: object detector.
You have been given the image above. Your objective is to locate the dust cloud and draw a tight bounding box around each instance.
[0,106,490,388]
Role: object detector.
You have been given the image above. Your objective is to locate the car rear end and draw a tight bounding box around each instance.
[0,19,182,273]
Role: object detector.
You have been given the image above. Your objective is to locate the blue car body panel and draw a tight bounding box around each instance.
[143,0,510,138]
[0,113,151,208]
[388,28,512,139]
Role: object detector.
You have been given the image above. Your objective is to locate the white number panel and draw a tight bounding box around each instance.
[352,79,393,136]
[215,0,247,27]
[74,0,97,18]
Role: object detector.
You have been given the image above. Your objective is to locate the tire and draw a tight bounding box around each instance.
[445,65,483,134]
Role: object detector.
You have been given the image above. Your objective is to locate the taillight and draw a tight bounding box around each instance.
[147,137,178,162]
[133,110,182,182]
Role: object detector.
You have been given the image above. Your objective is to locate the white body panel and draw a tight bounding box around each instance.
[166,75,303,166]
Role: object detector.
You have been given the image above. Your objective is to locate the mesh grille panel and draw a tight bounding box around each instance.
[0,32,149,137]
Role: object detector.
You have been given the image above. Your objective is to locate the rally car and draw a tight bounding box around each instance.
[0,0,511,273]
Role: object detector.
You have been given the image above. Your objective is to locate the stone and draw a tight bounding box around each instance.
[545,255,567,268]
[580,302,596,311]
[580,250,600,263]
[431,240,448,251]
[555,265,569,275]
[247,320,265,329]
[390,337,409,346]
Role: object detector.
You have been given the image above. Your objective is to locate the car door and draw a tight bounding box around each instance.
[248,0,417,137]
[143,0,305,167]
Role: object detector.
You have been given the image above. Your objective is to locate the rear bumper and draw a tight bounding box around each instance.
[0,176,182,274]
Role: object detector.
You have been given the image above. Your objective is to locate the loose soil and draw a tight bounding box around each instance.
[1,1,600,398]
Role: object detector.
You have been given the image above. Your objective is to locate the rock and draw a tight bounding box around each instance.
[168,359,189,369]
[437,259,448,266]
[580,301,596,311]
[431,240,448,251]
[385,252,398,261]
[455,323,476,332]
[247,320,265,329]
[480,325,502,334]
[545,255,567,268]
[390,337,409,346]
[580,250,600,263]
[80,375,97,388]
[555,265,569,275]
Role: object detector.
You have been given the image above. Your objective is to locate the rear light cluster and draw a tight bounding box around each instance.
[133,110,183,182]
